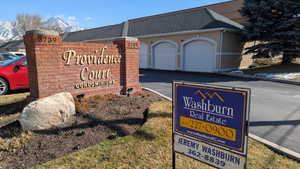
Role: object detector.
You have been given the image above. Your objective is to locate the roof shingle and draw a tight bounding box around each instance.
[62,6,244,42]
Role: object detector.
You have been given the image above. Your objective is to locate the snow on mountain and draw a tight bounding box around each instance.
[0,21,20,41]
[0,16,82,43]
[43,16,81,32]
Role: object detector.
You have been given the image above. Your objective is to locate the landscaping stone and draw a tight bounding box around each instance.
[19,92,76,131]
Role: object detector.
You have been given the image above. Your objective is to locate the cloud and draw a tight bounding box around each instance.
[54,15,79,26]
[85,17,92,21]
[68,16,76,20]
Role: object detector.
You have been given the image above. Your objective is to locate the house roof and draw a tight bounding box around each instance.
[62,1,244,42]
[0,40,24,50]
[127,8,243,37]
[62,23,124,42]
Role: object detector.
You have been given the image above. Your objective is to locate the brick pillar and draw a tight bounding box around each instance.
[113,37,141,94]
[23,30,62,99]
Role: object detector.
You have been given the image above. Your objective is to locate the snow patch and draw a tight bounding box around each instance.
[255,73,300,80]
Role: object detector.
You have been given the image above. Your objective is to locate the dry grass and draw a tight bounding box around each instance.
[33,101,300,169]
[0,92,29,105]
[0,92,28,124]
[0,131,33,151]
[0,113,20,124]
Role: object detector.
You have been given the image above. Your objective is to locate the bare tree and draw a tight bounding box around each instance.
[15,14,42,35]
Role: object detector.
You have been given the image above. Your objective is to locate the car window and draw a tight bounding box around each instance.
[16,54,25,57]
[0,54,17,61]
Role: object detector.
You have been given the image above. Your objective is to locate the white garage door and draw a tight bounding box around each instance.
[139,42,148,68]
[183,40,216,72]
[153,42,177,70]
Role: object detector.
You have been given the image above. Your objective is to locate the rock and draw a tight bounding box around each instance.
[19,92,76,131]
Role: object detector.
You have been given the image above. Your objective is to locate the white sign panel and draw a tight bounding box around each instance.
[174,134,246,169]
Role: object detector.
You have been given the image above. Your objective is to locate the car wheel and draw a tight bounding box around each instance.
[0,78,8,95]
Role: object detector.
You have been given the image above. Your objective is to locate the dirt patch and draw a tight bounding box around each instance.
[0,91,164,169]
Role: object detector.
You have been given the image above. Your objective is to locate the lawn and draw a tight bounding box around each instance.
[31,101,300,169]
[0,92,28,126]
[0,92,29,105]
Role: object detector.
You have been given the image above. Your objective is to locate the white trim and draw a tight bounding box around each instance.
[219,31,224,70]
[150,39,178,69]
[136,28,237,39]
[180,37,218,72]
[151,39,178,49]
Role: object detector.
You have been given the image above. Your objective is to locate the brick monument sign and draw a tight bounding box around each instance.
[24,30,141,99]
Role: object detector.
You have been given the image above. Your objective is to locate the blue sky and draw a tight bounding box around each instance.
[0,0,232,29]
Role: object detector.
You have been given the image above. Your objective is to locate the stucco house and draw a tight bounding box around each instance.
[63,0,247,72]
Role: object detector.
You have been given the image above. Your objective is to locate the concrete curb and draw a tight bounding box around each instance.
[143,87,173,101]
[0,115,19,128]
[249,134,300,162]
[218,72,300,86]
[143,87,300,162]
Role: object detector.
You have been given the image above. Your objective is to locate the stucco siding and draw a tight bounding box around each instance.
[220,31,244,70]
[222,31,243,53]
[138,31,221,69]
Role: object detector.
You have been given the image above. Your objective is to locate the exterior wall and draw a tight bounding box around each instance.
[220,31,244,70]
[90,31,222,71]
[90,30,246,72]
[24,30,141,99]
[139,31,221,70]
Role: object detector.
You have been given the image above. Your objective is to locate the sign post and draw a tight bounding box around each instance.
[172,81,250,169]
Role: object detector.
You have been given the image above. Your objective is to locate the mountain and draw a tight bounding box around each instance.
[0,21,20,42]
[42,16,81,33]
[0,16,82,43]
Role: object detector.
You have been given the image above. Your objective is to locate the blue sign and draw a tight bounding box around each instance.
[173,82,250,155]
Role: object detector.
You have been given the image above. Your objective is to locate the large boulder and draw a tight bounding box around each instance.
[19,92,76,131]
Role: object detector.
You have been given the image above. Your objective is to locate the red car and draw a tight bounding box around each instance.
[0,56,29,95]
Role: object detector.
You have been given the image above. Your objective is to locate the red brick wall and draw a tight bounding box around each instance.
[24,30,141,99]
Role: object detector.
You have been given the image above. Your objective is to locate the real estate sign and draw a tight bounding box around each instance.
[172,82,250,169]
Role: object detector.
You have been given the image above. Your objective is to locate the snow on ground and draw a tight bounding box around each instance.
[228,70,300,80]
[255,73,300,80]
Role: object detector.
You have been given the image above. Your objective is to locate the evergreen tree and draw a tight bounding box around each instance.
[240,0,300,64]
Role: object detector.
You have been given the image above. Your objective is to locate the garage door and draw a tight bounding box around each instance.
[139,42,148,68]
[153,42,177,70]
[183,40,216,72]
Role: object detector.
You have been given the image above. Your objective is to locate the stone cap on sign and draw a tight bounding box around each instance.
[25,29,60,36]
[24,29,62,44]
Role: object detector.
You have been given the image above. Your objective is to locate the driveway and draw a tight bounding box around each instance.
[140,69,300,154]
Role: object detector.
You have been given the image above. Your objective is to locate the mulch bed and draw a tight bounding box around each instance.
[0,90,163,169]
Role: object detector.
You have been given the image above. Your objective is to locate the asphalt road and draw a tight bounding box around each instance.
[140,69,300,154]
